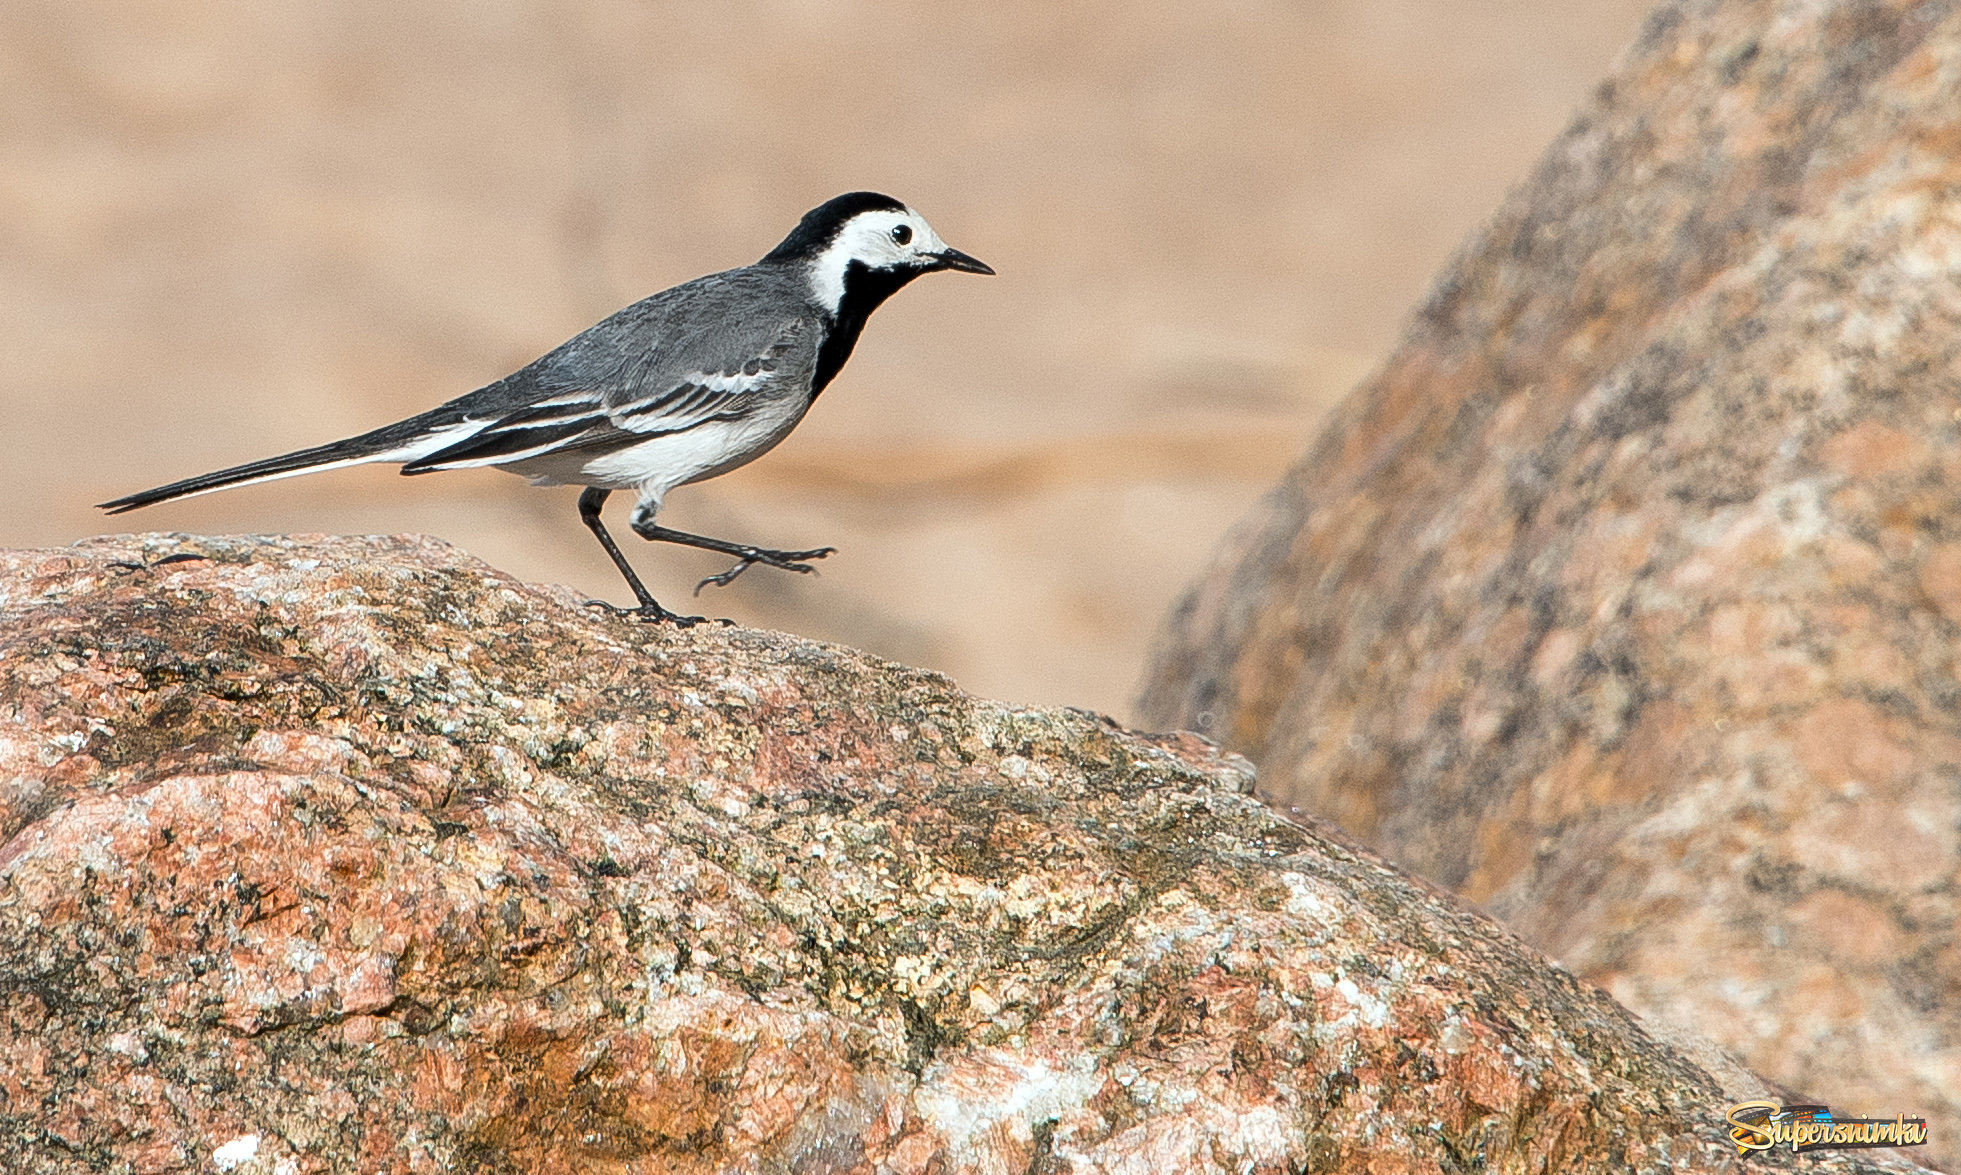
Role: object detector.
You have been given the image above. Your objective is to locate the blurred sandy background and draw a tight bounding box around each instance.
[2,0,1651,718]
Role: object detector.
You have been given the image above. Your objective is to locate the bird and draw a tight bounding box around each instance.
[99,191,994,624]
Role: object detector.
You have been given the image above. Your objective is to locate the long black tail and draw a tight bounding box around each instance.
[97,413,463,514]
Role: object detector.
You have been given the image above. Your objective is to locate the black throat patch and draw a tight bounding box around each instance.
[811,261,924,399]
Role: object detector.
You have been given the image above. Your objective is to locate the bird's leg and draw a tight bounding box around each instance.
[578,488,705,625]
[628,513,836,595]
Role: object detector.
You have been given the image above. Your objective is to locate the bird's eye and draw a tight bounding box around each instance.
[891,224,913,246]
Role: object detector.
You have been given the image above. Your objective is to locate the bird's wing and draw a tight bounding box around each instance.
[401,308,809,472]
[394,390,619,471]
[604,320,807,435]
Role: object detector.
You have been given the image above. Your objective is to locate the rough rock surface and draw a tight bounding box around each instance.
[1140,0,1961,1166]
[0,534,1928,1174]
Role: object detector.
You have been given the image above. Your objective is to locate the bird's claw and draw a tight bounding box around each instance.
[695,563,754,594]
[693,546,836,595]
[583,599,708,626]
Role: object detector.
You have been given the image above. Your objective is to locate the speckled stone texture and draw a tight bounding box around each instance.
[0,535,1931,1174]
[1140,0,1961,1167]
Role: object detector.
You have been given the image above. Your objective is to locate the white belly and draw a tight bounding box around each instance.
[506,399,809,510]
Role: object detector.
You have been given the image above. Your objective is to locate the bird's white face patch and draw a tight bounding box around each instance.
[804,208,949,313]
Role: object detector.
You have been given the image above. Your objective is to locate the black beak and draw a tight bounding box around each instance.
[930,247,995,275]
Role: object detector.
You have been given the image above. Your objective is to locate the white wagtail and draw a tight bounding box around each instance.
[100,192,994,623]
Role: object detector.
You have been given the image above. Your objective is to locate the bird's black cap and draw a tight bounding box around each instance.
[762,192,909,262]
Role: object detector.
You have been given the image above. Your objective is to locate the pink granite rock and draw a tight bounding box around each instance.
[1141,0,1961,1167]
[0,534,1927,1173]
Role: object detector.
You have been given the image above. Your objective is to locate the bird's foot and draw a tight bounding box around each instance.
[694,546,836,595]
[583,599,708,626]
